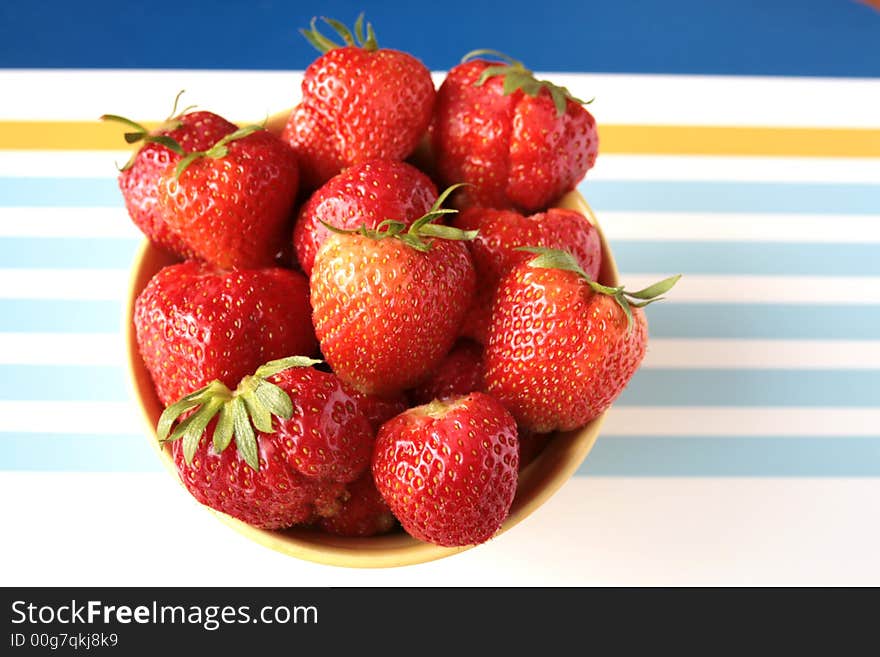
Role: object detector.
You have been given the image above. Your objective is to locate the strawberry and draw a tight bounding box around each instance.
[134,261,317,407]
[101,97,237,258]
[159,358,374,530]
[293,160,437,276]
[431,50,597,212]
[283,15,435,190]
[157,125,300,270]
[483,248,680,432]
[409,339,484,405]
[309,186,477,397]
[452,206,602,343]
[319,472,397,537]
[372,392,519,547]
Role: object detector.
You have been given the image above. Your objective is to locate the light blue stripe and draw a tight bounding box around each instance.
[647,303,880,340]
[4,236,880,277]
[0,300,123,332]
[0,366,129,401]
[579,437,880,477]
[0,178,122,207]
[612,241,880,276]
[579,180,880,215]
[6,364,879,407]
[0,433,161,472]
[618,369,880,407]
[3,433,878,475]
[2,300,880,339]
[3,178,880,215]
[0,238,139,268]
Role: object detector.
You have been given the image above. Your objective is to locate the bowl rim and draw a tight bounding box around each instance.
[123,184,619,568]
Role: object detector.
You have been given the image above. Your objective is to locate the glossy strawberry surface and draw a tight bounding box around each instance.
[293,160,437,275]
[172,367,372,530]
[283,46,435,189]
[134,261,316,406]
[453,206,602,343]
[310,233,476,397]
[119,111,236,257]
[157,129,299,270]
[372,393,519,547]
[484,263,648,432]
[431,59,597,211]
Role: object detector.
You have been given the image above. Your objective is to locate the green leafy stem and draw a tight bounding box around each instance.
[518,246,681,330]
[300,13,378,54]
[157,356,321,471]
[462,49,591,117]
[320,183,478,252]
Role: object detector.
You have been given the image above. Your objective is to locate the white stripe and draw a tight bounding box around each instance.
[644,338,880,369]
[603,407,880,436]
[3,400,877,438]
[0,151,131,177]
[0,401,142,434]
[3,270,877,305]
[0,269,129,299]
[4,208,878,245]
[0,207,140,238]
[2,475,879,585]
[0,333,124,365]
[600,211,880,243]
[1,70,879,127]
[5,152,880,183]
[590,155,880,184]
[625,274,880,304]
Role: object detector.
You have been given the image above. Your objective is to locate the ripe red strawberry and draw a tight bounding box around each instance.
[102,101,237,257]
[283,16,435,190]
[134,261,317,407]
[319,472,397,537]
[484,248,680,432]
[452,206,602,343]
[372,392,519,547]
[160,358,374,530]
[157,125,300,270]
[309,187,477,397]
[431,51,597,211]
[293,160,437,275]
[409,339,484,405]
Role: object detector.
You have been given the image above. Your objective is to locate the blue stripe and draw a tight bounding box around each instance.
[3,300,880,340]
[0,433,161,472]
[613,241,880,276]
[0,179,121,207]
[7,364,878,407]
[647,304,880,340]
[4,236,880,277]
[581,181,880,215]
[1,0,877,77]
[579,437,880,477]
[3,433,879,475]
[618,370,880,407]
[0,238,139,268]
[4,178,880,215]
[0,366,130,401]
[0,300,123,332]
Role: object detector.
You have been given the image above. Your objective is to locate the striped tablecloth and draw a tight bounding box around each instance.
[1,0,878,585]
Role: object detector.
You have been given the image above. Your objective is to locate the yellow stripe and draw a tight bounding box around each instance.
[1,120,879,158]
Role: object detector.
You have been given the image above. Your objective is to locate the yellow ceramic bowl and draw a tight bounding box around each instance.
[124,114,620,568]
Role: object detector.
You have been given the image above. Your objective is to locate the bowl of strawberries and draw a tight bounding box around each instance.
[118,15,678,567]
